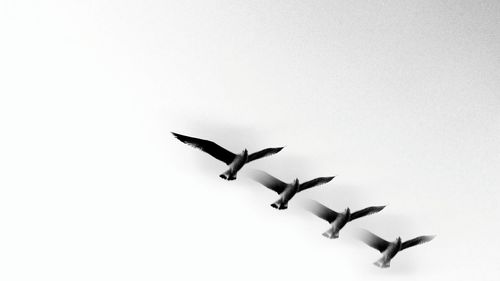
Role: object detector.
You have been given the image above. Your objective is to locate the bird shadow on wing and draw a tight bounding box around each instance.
[240,152,318,183]
[295,184,366,210]
[259,153,315,175]
[190,122,262,151]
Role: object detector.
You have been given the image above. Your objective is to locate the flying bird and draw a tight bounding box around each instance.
[304,200,385,239]
[357,229,435,268]
[250,170,335,209]
[172,132,284,180]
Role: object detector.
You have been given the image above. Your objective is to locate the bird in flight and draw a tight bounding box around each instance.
[357,229,435,268]
[172,132,284,180]
[304,200,385,239]
[250,170,335,209]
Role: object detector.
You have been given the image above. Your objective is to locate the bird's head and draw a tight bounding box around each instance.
[345,208,351,216]
[293,178,300,187]
[395,237,402,247]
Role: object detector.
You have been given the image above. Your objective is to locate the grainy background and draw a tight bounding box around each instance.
[1,1,499,280]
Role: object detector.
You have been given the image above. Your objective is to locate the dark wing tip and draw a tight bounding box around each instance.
[424,235,437,241]
[267,147,284,154]
[415,235,437,243]
[171,132,194,145]
[171,132,184,140]
[324,176,336,182]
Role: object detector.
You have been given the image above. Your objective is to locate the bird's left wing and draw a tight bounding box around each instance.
[401,235,436,251]
[246,147,284,163]
[349,206,386,221]
[298,176,335,192]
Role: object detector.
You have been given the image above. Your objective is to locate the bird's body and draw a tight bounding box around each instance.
[172,132,283,180]
[358,229,435,268]
[220,149,248,180]
[271,179,300,209]
[323,209,350,238]
[374,238,402,268]
[305,200,385,239]
[250,171,335,210]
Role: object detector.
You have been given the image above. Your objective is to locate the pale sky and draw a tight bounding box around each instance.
[1,1,500,280]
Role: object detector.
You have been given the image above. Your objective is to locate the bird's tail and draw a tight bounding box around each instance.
[219,170,236,181]
[271,199,288,210]
[373,258,390,268]
[322,228,339,239]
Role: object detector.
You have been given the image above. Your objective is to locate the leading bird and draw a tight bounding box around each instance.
[305,200,385,239]
[357,229,435,268]
[172,132,284,180]
[251,170,335,209]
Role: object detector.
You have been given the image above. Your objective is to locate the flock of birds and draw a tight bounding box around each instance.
[172,132,435,269]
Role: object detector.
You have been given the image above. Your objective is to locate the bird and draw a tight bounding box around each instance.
[357,229,435,268]
[304,200,385,239]
[172,132,284,180]
[250,170,335,209]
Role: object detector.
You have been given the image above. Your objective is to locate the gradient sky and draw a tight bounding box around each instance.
[1,1,500,280]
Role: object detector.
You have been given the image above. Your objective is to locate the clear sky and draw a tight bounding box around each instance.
[1,1,499,280]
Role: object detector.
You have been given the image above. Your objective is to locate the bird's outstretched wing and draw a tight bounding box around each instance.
[357,229,390,253]
[401,235,435,251]
[304,200,338,223]
[349,206,386,221]
[249,170,288,194]
[298,176,335,192]
[172,132,235,164]
[247,147,284,163]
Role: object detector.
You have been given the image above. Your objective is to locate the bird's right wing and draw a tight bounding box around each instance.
[401,235,435,251]
[304,200,338,223]
[357,229,390,253]
[249,170,288,194]
[172,132,236,164]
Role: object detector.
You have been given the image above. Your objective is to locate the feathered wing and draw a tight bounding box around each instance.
[357,229,390,253]
[298,176,335,192]
[249,170,288,194]
[172,132,235,164]
[349,206,386,221]
[304,200,338,223]
[401,235,436,251]
[246,147,284,163]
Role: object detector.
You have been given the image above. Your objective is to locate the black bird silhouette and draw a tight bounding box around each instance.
[172,132,284,180]
[305,200,385,239]
[250,170,335,209]
[357,229,435,268]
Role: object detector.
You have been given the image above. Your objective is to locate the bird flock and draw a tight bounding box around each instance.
[172,132,435,269]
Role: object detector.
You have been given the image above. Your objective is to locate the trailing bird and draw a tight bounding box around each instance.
[357,229,435,268]
[304,200,385,239]
[250,170,335,209]
[172,132,283,180]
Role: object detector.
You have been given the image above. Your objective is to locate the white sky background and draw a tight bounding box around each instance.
[1,0,500,280]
